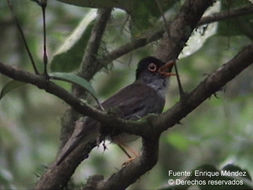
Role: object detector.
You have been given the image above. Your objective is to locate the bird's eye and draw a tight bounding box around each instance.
[148,63,157,72]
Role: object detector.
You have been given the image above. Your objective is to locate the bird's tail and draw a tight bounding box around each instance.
[56,134,83,165]
[55,119,99,165]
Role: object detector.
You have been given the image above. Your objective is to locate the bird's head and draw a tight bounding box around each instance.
[136,56,175,80]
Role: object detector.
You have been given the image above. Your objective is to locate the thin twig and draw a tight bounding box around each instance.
[41,1,49,78]
[6,0,39,74]
[31,0,49,77]
[154,0,170,36]
[173,62,185,96]
[41,4,48,76]
[154,0,185,97]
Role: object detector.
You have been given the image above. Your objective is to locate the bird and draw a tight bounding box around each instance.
[56,56,175,165]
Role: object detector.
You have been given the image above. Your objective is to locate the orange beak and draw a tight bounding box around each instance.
[158,60,176,77]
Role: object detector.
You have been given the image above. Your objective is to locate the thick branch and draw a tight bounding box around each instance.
[80,8,112,80]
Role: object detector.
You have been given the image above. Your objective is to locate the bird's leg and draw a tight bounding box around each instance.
[118,144,132,159]
[174,63,186,100]
[117,142,139,166]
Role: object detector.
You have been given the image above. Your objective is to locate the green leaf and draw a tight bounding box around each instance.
[49,72,96,97]
[50,10,96,72]
[0,80,26,100]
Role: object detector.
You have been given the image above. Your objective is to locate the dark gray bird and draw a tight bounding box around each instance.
[57,56,175,165]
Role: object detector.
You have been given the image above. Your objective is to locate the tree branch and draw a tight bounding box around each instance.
[97,5,253,68]
[80,8,112,80]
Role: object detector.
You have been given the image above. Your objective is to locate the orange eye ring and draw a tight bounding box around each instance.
[148,63,157,72]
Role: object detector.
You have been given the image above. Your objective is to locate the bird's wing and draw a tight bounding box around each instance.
[101,81,165,120]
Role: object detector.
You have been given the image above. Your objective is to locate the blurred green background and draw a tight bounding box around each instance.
[0,0,253,189]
